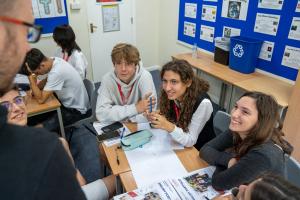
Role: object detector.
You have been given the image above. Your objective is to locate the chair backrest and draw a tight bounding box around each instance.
[147,66,161,98]
[83,79,95,103]
[90,87,98,122]
[213,110,231,136]
[285,155,300,187]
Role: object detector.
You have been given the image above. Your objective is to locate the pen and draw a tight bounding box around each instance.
[120,127,125,139]
[149,96,152,113]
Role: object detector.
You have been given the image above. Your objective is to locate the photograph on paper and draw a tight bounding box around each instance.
[185,3,197,19]
[184,21,196,37]
[200,25,215,43]
[32,0,66,18]
[221,0,249,21]
[288,17,300,41]
[259,41,275,61]
[223,26,241,38]
[254,13,280,36]
[282,45,300,70]
[258,0,284,10]
[201,5,217,22]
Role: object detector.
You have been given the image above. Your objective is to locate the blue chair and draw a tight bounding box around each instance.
[147,66,161,98]
[213,110,231,136]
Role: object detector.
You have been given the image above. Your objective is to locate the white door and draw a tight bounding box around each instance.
[86,0,136,82]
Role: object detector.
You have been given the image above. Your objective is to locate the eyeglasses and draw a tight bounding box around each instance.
[0,96,25,111]
[0,16,42,43]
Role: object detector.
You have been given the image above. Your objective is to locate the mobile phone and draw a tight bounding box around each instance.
[101,121,123,133]
[97,130,120,142]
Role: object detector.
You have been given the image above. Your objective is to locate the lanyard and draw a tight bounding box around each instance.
[63,52,69,61]
[116,81,136,105]
[173,102,180,122]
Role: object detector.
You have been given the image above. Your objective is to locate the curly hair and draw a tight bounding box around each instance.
[232,91,293,157]
[159,59,209,132]
[111,43,140,66]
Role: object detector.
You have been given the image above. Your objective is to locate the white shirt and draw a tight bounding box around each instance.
[44,57,89,114]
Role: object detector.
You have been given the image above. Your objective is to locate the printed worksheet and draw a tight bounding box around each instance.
[31,0,66,18]
[259,41,275,61]
[288,17,300,41]
[223,26,241,38]
[184,21,196,37]
[258,0,284,10]
[201,5,217,22]
[254,13,280,36]
[296,0,300,12]
[185,3,197,19]
[204,0,218,2]
[221,0,249,21]
[200,25,215,43]
[282,46,300,70]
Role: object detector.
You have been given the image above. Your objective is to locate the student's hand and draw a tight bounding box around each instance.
[228,158,238,168]
[135,93,156,113]
[149,112,175,132]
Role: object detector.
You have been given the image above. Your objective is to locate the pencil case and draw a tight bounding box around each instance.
[121,130,153,151]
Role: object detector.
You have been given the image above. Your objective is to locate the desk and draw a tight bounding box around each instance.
[172,52,294,110]
[26,93,65,138]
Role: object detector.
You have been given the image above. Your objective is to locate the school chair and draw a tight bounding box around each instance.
[285,155,300,188]
[147,65,161,98]
[213,110,231,136]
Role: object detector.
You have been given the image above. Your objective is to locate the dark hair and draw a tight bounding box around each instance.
[251,174,300,200]
[159,59,209,132]
[233,91,293,157]
[53,24,81,56]
[111,43,140,66]
[24,48,46,71]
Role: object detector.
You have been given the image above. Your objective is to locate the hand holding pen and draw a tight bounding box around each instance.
[136,93,156,114]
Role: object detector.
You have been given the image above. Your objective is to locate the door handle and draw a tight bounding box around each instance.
[90,23,98,33]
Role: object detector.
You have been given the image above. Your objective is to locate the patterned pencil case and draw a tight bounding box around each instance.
[121,130,153,151]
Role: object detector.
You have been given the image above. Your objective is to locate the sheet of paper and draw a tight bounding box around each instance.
[201,5,217,22]
[204,0,218,2]
[281,45,300,70]
[258,0,284,10]
[184,21,196,37]
[259,41,275,61]
[31,0,66,19]
[254,13,280,36]
[223,26,241,38]
[288,17,300,41]
[296,0,300,12]
[185,3,197,19]
[221,0,249,21]
[200,25,215,43]
[14,74,29,84]
[137,122,151,131]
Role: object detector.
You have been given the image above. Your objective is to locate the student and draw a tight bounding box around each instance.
[53,24,88,79]
[213,173,300,200]
[0,86,115,200]
[0,0,86,199]
[25,48,89,131]
[96,43,157,123]
[148,59,215,150]
[200,91,293,190]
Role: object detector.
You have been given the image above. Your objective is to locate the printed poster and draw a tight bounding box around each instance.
[254,13,280,36]
[223,26,241,38]
[204,0,218,2]
[282,46,300,69]
[184,21,196,37]
[31,0,66,18]
[185,3,197,19]
[296,0,300,12]
[202,5,217,22]
[200,25,215,43]
[221,0,249,21]
[288,17,300,41]
[259,41,275,61]
[102,4,120,32]
[258,0,284,10]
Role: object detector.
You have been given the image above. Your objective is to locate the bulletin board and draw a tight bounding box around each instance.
[32,0,69,35]
[178,0,300,81]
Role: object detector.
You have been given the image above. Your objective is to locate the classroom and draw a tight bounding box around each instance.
[1,0,300,199]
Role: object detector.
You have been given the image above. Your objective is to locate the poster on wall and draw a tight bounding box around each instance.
[97,0,121,2]
[185,3,197,18]
[221,0,249,21]
[288,17,300,41]
[202,5,217,22]
[254,13,280,36]
[296,0,300,12]
[200,25,215,42]
[259,41,275,61]
[223,26,241,38]
[258,0,284,10]
[282,45,300,69]
[184,21,196,37]
[32,0,66,18]
[204,0,218,2]
[102,4,120,32]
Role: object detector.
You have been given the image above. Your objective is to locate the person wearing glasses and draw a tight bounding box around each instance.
[0,0,86,199]
[24,48,89,132]
[53,24,88,80]
[96,43,157,123]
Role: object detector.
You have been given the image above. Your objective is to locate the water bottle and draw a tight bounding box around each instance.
[192,43,198,58]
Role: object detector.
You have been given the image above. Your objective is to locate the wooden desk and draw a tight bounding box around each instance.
[26,93,65,138]
[173,52,294,109]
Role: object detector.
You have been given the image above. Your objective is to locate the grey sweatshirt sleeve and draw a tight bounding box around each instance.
[200,130,234,167]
